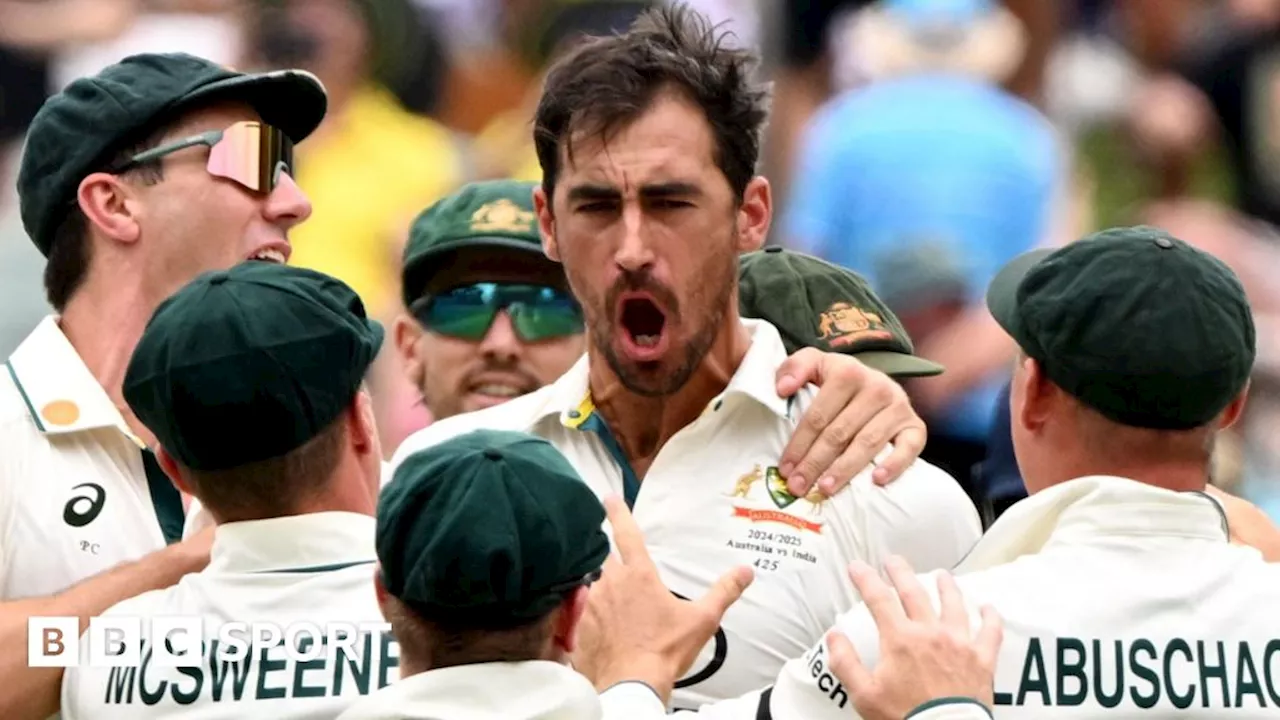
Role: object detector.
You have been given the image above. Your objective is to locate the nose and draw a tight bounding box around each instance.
[262,172,313,230]
[613,201,654,273]
[479,311,523,364]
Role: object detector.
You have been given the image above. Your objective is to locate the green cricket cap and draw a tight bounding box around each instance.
[377,429,609,624]
[986,226,1255,430]
[123,262,383,472]
[19,52,327,257]
[738,247,945,378]
[401,179,549,307]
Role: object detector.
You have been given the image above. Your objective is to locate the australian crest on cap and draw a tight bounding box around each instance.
[818,302,892,347]
[470,199,535,233]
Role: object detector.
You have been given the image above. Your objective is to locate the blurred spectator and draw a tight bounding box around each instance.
[241,0,464,323]
[470,0,655,182]
[782,0,1066,494]
[766,0,1058,223]
[1126,0,1280,227]
[238,0,466,455]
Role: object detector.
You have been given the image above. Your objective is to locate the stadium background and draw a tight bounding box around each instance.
[2,0,1278,521]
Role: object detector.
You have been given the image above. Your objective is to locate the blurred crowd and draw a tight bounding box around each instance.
[4,0,1280,521]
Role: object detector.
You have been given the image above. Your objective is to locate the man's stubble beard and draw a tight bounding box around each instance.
[581,243,737,399]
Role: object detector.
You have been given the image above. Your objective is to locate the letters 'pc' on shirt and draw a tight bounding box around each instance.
[0,316,183,600]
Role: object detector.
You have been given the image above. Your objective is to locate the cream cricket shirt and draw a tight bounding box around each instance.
[338,661,602,720]
[60,512,395,720]
[605,476,1280,718]
[0,317,184,600]
[390,319,982,709]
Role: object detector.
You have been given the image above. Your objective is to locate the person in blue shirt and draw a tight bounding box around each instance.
[781,0,1064,496]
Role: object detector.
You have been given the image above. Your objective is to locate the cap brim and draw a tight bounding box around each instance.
[401,238,558,306]
[368,319,386,355]
[986,248,1054,339]
[180,69,328,143]
[855,350,945,378]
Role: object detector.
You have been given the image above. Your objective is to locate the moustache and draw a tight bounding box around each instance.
[605,271,680,315]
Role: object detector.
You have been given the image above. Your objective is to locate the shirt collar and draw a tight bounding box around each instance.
[544,318,793,430]
[207,511,376,574]
[956,476,1230,574]
[6,315,138,442]
[342,661,600,720]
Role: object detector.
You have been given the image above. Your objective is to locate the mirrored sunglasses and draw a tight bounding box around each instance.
[111,120,294,193]
[411,282,584,342]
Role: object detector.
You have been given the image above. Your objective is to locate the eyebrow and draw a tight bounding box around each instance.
[565,181,703,204]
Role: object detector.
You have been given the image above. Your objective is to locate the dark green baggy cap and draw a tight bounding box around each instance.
[123,262,383,471]
[401,179,550,307]
[986,226,1255,430]
[18,52,327,256]
[738,247,945,377]
[377,429,609,624]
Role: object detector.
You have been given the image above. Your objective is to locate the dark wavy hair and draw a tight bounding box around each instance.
[532,2,771,206]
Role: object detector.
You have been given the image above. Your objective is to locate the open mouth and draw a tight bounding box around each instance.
[618,293,669,360]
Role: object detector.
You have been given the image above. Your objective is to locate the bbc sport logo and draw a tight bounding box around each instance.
[28,616,393,668]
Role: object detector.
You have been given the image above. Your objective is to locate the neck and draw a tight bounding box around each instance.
[398,655,430,679]
[1036,455,1210,494]
[58,278,160,447]
[589,311,752,469]
[279,456,379,519]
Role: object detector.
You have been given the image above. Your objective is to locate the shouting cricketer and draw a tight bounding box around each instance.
[390,6,982,708]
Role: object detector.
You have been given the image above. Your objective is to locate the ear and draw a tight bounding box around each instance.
[77,172,143,245]
[735,176,772,254]
[1014,355,1053,434]
[349,388,380,456]
[1218,383,1250,430]
[554,584,591,654]
[155,446,195,497]
[373,566,394,620]
[534,185,560,261]
[393,314,428,394]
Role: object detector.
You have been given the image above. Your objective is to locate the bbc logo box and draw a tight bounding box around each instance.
[28,616,202,668]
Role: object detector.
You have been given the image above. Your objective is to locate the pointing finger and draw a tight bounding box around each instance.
[602,495,653,569]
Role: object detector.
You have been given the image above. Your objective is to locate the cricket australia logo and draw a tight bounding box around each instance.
[727,464,825,533]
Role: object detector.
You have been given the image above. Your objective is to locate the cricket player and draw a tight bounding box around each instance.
[61,262,393,718]
[590,226,1280,718]
[389,6,982,708]
[338,429,686,719]
[393,177,938,486]
[0,52,325,717]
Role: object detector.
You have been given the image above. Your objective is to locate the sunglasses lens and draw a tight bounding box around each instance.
[509,288,584,341]
[417,284,582,341]
[420,291,498,340]
[206,121,294,193]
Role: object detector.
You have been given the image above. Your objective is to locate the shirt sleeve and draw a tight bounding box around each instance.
[600,681,774,719]
[861,461,984,574]
[905,698,994,719]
